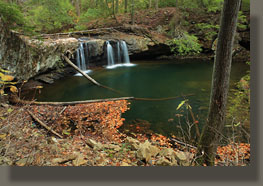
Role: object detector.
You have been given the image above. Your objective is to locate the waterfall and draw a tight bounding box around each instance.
[76,49,81,69]
[120,41,130,64]
[74,42,91,76]
[105,40,136,69]
[79,43,87,70]
[106,41,115,67]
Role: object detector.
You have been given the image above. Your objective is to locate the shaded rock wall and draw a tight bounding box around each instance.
[0,19,79,81]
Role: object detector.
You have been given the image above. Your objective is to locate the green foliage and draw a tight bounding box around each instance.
[159,0,178,8]
[168,32,202,56]
[0,1,24,28]
[25,0,75,33]
[227,63,250,130]
[204,0,224,13]
[78,8,104,23]
[195,23,219,40]
[237,11,248,30]
[240,0,250,12]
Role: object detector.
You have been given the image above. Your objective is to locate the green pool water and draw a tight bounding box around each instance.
[34,59,249,136]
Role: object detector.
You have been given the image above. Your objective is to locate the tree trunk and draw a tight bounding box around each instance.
[115,0,119,14]
[75,0,81,17]
[124,0,128,13]
[112,0,115,16]
[149,0,152,8]
[155,0,159,10]
[197,0,241,166]
[131,0,135,25]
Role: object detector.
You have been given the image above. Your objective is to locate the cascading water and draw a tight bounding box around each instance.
[106,41,116,68]
[106,40,135,69]
[79,43,87,70]
[120,41,130,65]
[76,49,81,69]
[75,42,91,76]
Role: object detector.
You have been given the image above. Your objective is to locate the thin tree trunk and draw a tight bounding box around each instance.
[149,0,152,8]
[155,0,159,10]
[75,0,81,17]
[197,0,241,166]
[115,0,119,14]
[131,0,135,25]
[124,0,128,13]
[112,0,115,16]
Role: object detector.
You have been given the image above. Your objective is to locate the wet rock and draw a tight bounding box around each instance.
[34,75,54,84]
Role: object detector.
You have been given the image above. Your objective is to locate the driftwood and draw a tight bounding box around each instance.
[27,109,63,138]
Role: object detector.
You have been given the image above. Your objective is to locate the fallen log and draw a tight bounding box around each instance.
[33,27,123,38]
[32,97,134,106]
[10,93,194,106]
[63,55,101,86]
[63,55,125,95]
[27,109,63,138]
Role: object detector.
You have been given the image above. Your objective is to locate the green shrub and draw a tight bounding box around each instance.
[25,0,75,33]
[168,32,202,56]
[237,11,248,30]
[0,1,24,28]
[195,23,219,40]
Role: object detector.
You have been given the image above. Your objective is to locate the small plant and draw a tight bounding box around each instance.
[168,32,202,56]
[174,99,201,144]
[195,23,219,40]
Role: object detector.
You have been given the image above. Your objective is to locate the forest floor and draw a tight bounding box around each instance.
[0,99,250,166]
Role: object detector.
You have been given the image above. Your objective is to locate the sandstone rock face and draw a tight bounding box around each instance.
[0,19,79,81]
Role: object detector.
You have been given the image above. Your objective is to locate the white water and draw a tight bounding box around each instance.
[74,42,92,76]
[79,43,87,70]
[106,40,136,69]
[120,41,130,64]
[106,41,115,67]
